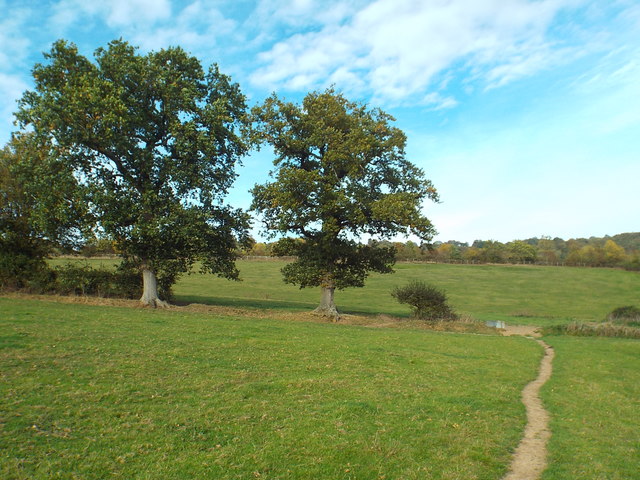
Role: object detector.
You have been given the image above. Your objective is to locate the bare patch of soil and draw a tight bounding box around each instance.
[502,324,542,337]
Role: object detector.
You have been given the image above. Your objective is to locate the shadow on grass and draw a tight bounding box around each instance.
[174,294,313,311]
[172,294,378,317]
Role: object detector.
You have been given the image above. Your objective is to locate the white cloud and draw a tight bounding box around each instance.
[105,0,171,27]
[128,1,237,54]
[566,43,640,136]
[0,1,32,143]
[422,92,458,110]
[0,3,31,70]
[48,0,90,32]
[0,72,29,141]
[0,73,28,104]
[49,0,171,32]
[250,0,361,29]
[46,0,239,62]
[250,0,584,101]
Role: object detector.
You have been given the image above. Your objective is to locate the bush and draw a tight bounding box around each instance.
[112,263,144,299]
[607,306,640,326]
[543,322,640,339]
[1,252,142,299]
[0,250,58,293]
[54,262,142,299]
[391,280,457,321]
[623,255,640,271]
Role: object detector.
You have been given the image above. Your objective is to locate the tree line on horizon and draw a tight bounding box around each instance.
[239,233,640,270]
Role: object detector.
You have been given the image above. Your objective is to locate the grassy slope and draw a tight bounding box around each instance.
[173,260,639,326]
[0,297,541,480]
[541,336,640,480]
[175,260,640,479]
[33,259,640,478]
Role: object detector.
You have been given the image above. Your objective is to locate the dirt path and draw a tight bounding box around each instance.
[502,324,542,337]
[502,336,555,480]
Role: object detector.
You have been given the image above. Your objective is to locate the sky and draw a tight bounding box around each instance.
[1,0,639,244]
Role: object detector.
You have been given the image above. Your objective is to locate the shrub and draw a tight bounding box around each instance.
[623,255,640,271]
[543,322,640,339]
[607,306,640,326]
[1,254,142,299]
[54,262,141,299]
[391,280,457,321]
[113,262,143,299]
[0,250,60,293]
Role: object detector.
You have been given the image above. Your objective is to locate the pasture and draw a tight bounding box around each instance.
[541,335,640,480]
[2,259,639,478]
[172,260,639,326]
[1,297,538,479]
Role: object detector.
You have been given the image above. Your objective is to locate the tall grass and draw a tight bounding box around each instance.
[543,322,640,339]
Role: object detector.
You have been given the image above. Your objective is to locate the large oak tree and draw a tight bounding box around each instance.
[16,39,251,306]
[251,89,439,318]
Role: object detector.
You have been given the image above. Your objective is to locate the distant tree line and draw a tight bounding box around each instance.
[239,233,640,271]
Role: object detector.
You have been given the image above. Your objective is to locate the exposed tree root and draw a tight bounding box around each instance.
[139,297,171,308]
[312,305,341,322]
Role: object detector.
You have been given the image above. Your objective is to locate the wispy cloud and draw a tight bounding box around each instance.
[104,0,171,27]
[250,0,585,102]
[0,72,29,135]
[0,2,31,70]
[45,0,239,64]
[0,1,33,136]
[49,0,171,31]
[422,92,458,110]
[248,0,361,30]
[127,1,237,55]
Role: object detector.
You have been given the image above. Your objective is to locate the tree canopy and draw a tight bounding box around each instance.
[16,39,251,306]
[0,132,87,288]
[251,88,438,317]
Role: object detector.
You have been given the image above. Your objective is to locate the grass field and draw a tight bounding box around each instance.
[172,260,639,326]
[0,297,540,479]
[8,258,640,478]
[48,258,640,326]
[542,336,640,480]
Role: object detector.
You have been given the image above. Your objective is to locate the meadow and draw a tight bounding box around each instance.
[541,336,640,480]
[2,259,639,479]
[1,297,538,480]
[172,260,638,326]
[46,259,639,326]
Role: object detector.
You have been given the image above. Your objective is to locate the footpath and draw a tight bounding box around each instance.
[502,326,555,480]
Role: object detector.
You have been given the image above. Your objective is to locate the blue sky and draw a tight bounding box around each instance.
[1,0,639,243]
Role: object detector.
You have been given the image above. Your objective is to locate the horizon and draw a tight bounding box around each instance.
[1,0,639,244]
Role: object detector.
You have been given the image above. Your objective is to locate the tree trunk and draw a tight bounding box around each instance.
[140,265,169,308]
[313,285,340,321]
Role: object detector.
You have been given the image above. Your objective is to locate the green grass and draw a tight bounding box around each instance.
[13,259,640,478]
[49,258,639,326]
[542,336,640,479]
[172,260,639,326]
[0,297,541,480]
